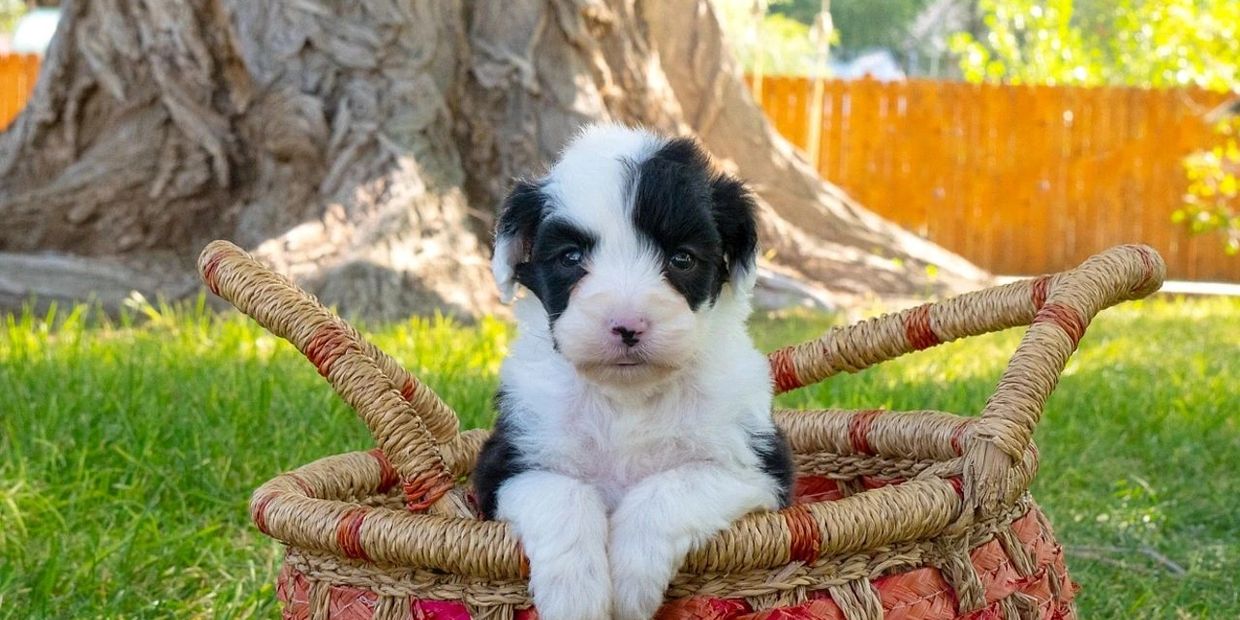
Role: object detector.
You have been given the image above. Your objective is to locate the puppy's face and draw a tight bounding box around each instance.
[492,126,758,387]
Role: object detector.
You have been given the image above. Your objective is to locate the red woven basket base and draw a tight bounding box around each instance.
[276,476,1077,619]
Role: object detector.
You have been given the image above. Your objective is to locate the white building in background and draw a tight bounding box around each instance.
[830,49,905,81]
[9,8,60,54]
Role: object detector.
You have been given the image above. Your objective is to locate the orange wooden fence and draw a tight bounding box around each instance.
[0,53,39,129]
[753,76,1237,282]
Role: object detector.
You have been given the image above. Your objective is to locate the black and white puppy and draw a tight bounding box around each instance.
[474,124,793,620]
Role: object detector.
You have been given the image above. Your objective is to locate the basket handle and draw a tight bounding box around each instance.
[197,240,460,513]
[769,244,1165,513]
[964,245,1163,513]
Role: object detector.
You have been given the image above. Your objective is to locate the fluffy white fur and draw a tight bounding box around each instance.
[489,124,781,620]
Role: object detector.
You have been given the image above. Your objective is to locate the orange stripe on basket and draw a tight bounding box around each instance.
[336,508,371,561]
[1032,303,1087,347]
[783,503,822,563]
[283,473,315,497]
[950,420,971,456]
[848,409,883,454]
[200,251,226,295]
[1030,275,1051,310]
[1133,245,1158,292]
[904,304,941,350]
[367,448,400,493]
[515,542,532,579]
[946,476,964,498]
[403,470,455,512]
[768,348,802,394]
[303,322,351,376]
[251,491,279,535]
[399,375,418,402]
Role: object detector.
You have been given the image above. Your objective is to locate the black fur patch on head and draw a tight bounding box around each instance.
[516,219,598,322]
[749,428,794,507]
[472,391,530,520]
[495,178,598,324]
[495,180,548,258]
[632,138,759,309]
[633,145,723,310]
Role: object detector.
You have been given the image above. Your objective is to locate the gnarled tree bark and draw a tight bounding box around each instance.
[0,0,988,319]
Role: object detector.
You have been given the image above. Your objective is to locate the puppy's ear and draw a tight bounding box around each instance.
[656,137,760,290]
[492,180,546,303]
[710,174,759,291]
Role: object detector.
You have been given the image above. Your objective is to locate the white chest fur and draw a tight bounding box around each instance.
[542,386,751,508]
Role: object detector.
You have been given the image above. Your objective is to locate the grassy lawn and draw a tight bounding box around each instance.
[1,295,1236,618]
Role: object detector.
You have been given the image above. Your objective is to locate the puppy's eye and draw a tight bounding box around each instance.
[668,250,696,271]
[558,247,584,268]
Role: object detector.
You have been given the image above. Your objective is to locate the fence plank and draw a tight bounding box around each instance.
[1138,88,1173,277]
[0,53,39,129]
[823,79,846,185]
[884,79,913,232]
[975,82,999,272]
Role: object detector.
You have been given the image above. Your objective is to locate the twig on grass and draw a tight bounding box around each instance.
[1066,546,1148,574]
[1138,545,1188,577]
[1065,545,1187,578]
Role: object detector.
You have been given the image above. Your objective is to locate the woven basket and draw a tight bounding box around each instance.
[198,241,1166,620]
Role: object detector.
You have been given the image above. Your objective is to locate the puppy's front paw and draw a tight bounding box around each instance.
[496,472,612,620]
[609,525,680,620]
[528,547,611,620]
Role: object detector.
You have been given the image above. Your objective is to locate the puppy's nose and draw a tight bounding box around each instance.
[608,317,648,347]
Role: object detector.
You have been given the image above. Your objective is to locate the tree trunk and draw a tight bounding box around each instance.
[0,0,988,320]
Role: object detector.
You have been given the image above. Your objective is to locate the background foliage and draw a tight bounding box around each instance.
[950,0,1240,253]
[0,0,26,34]
[713,1,820,75]
[770,0,932,58]
[713,0,934,75]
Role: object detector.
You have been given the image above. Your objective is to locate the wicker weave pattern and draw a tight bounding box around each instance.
[199,241,1165,618]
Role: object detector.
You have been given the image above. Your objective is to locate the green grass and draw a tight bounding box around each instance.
[1,296,1237,618]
